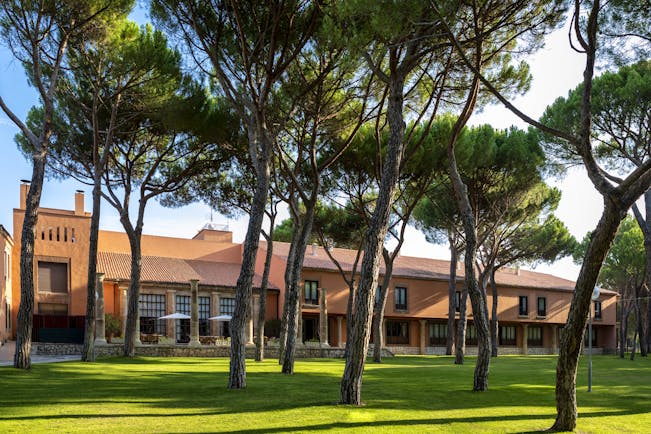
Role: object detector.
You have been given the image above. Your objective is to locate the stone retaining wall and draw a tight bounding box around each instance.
[35,343,393,359]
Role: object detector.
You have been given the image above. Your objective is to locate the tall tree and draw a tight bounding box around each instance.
[152,0,320,389]
[0,0,132,369]
[574,216,646,358]
[16,19,171,362]
[274,45,370,375]
[434,0,565,391]
[441,1,651,428]
[330,1,457,405]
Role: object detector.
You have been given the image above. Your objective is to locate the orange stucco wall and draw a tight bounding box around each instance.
[98,230,243,263]
[12,190,92,323]
[1,228,13,342]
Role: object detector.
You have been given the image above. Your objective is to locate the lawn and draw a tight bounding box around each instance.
[0,355,649,433]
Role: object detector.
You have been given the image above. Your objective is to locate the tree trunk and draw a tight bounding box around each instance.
[81,174,102,362]
[229,130,272,389]
[14,153,47,369]
[646,295,651,356]
[490,268,499,358]
[282,200,318,374]
[372,248,393,362]
[340,73,406,405]
[551,201,626,432]
[619,304,629,358]
[344,281,355,358]
[446,236,458,356]
[633,284,647,357]
[455,287,468,364]
[278,211,299,365]
[255,235,274,362]
[447,113,491,390]
[123,230,142,357]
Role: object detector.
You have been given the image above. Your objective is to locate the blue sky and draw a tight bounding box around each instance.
[0,10,605,281]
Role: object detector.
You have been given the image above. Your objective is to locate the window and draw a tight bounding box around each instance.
[465,323,477,345]
[395,287,407,310]
[429,322,447,346]
[175,295,212,342]
[527,326,543,347]
[584,327,598,346]
[537,297,547,317]
[220,297,235,337]
[176,295,191,342]
[139,294,166,335]
[37,261,68,293]
[5,302,10,330]
[304,280,319,305]
[38,303,68,316]
[199,296,210,336]
[375,286,382,308]
[518,296,528,316]
[3,250,8,281]
[455,291,461,312]
[594,301,602,320]
[386,320,409,345]
[499,325,516,346]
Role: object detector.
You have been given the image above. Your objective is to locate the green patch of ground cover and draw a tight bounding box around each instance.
[0,355,649,433]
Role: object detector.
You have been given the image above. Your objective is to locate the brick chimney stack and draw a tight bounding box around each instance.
[19,180,30,209]
[75,190,85,215]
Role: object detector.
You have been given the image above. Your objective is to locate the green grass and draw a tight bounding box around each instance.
[0,355,649,433]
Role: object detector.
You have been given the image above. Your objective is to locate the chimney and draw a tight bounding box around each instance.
[311,243,317,256]
[515,266,520,276]
[20,180,30,209]
[74,190,85,216]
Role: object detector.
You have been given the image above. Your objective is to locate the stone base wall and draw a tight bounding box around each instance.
[35,343,393,359]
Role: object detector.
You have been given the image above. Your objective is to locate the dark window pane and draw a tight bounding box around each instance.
[139,294,166,335]
[395,287,407,310]
[38,262,68,293]
[305,280,319,305]
[519,296,528,316]
[386,320,409,345]
[537,297,547,317]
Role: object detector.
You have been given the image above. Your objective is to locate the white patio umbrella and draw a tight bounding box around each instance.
[158,313,191,320]
[208,314,232,321]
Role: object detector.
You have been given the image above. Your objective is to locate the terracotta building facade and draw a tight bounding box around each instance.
[7,183,618,354]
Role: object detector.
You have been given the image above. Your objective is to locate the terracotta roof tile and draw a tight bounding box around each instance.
[98,251,275,289]
[266,241,616,295]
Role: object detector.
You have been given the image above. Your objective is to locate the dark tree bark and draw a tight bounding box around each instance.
[14,156,46,369]
[282,200,317,374]
[630,331,638,360]
[229,130,272,388]
[490,268,499,358]
[446,234,458,356]
[340,74,406,405]
[278,209,300,364]
[633,284,646,357]
[551,201,626,431]
[372,248,393,362]
[619,303,630,358]
[122,219,143,357]
[455,287,468,364]
[81,177,101,362]
[255,230,274,362]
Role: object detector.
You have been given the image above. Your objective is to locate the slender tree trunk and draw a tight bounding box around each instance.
[551,201,626,431]
[14,152,47,369]
[630,330,638,360]
[634,284,647,357]
[455,287,468,364]
[340,74,406,405]
[123,230,142,357]
[619,305,629,359]
[81,174,102,362]
[446,237,458,356]
[490,268,499,358]
[278,211,299,365]
[646,295,651,356]
[344,281,355,358]
[372,248,393,362]
[255,235,274,362]
[229,132,271,389]
[447,114,491,389]
[282,201,318,374]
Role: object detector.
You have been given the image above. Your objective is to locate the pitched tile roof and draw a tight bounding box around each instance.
[97,251,276,289]
[267,241,616,295]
